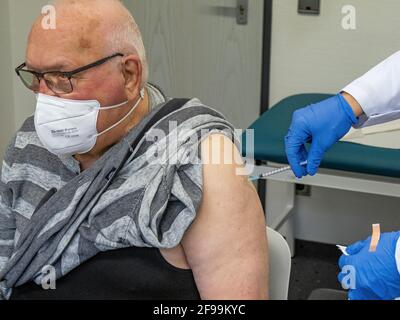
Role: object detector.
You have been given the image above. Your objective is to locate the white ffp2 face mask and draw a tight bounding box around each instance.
[34,89,145,156]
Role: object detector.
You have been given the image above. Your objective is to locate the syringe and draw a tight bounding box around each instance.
[249,161,308,181]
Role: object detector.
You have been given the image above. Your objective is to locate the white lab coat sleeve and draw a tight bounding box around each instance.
[342,51,400,128]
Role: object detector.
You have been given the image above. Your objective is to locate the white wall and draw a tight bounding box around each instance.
[124,0,264,130]
[269,0,400,244]
[270,0,400,106]
[0,0,16,159]
[9,0,49,130]
[0,0,49,160]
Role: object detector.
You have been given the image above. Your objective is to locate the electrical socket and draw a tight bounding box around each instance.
[296,184,312,197]
[298,0,320,15]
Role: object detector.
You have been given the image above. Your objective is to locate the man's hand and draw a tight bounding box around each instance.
[338,232,400,300]
[181,134,269,300]
[285,94,359,178]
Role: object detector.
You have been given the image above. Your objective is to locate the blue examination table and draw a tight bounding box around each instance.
[245,94,400,178]
[244,94,400,255]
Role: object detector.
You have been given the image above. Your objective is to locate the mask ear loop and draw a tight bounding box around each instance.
[124,89,146,154]
[99,89,145,110]
[95,88,146,138]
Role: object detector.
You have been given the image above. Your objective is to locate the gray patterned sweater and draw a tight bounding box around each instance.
[0,84,236,299]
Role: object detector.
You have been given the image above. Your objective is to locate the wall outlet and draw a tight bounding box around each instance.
[296,184,312,197]
[298,0,320,15]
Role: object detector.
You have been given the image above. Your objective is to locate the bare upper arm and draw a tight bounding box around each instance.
[181,134,269,300]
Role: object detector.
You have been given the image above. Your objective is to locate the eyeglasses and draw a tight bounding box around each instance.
[15,53,124,95]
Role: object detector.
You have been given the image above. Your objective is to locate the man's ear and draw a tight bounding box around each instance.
[121,54,142,100]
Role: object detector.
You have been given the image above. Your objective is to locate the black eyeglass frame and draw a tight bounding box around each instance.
[15,53,124,94]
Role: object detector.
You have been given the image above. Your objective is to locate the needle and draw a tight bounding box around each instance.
[249,161,308,181]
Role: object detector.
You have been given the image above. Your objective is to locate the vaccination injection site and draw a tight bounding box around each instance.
[1,0,400,306]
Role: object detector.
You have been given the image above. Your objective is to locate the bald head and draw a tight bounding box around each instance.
[24,0,152,159]
[28,0,148,85]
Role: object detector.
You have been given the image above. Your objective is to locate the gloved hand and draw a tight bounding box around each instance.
[285,94,358,178]
[338,231,400,300]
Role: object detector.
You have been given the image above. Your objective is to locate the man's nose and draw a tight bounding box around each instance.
[37,78,56,96]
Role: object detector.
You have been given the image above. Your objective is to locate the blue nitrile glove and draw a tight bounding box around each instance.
[338,232,400,300]
[285,94,358,178]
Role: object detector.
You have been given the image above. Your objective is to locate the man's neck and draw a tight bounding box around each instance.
[75,89,150,171]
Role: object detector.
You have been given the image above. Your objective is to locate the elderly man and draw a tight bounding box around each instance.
[0,0,268,300]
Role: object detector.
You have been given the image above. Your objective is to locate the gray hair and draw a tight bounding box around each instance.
[107,4,149,88]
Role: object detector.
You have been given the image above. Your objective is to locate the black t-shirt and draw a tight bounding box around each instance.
[10,246,201,300]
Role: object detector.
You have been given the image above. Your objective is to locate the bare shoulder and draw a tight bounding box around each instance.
[181,134,269,300]
[200,134,257,197]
